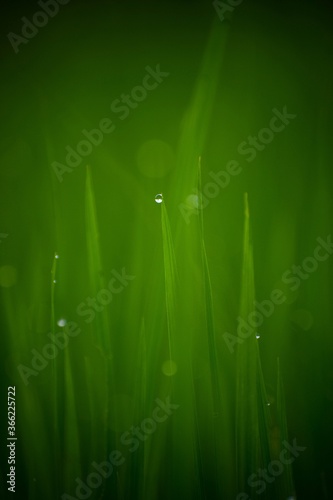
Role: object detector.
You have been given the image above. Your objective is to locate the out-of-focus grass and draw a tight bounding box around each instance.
[1,3,333,500]
[197,157,234,497]
[235,195,293,499]
[50,251,61,498]
[0,165,323,499]
[276,358,294,497]
[161,199,177,368]
[84,165,119,498]
[236,193,269,495]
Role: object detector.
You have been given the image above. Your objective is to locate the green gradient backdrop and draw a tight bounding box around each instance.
[0,1,333,499]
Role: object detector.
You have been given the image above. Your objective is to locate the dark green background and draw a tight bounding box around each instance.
[1,1,333,499]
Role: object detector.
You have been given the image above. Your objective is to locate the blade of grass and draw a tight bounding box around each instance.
[50,251,62,498]
[236,193,273,497]
[84,165,118,497]
[161,199,178,366]
[62,347,82,494]
[197,157,234,497]
[236,193,260,493]
[130,317,148,500]
[160,197,202,498]
[174,18,231,204]
[276,358,295,497]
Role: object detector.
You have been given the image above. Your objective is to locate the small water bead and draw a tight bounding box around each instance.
[155,193,163,204]
[55,254,60,259]
[256,333,260,339]
[57,318,67,327]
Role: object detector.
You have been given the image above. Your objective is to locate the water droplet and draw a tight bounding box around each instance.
[57,318,67,327]
[256,333,260,339]
[266,402,271,406]
[53,280,57,284]
[155,193,163,204]
[55,254,59,259]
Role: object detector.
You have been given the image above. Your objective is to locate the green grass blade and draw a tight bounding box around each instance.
[236,193,262,493]
[276,358,295,497]
[161,200,178,365]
